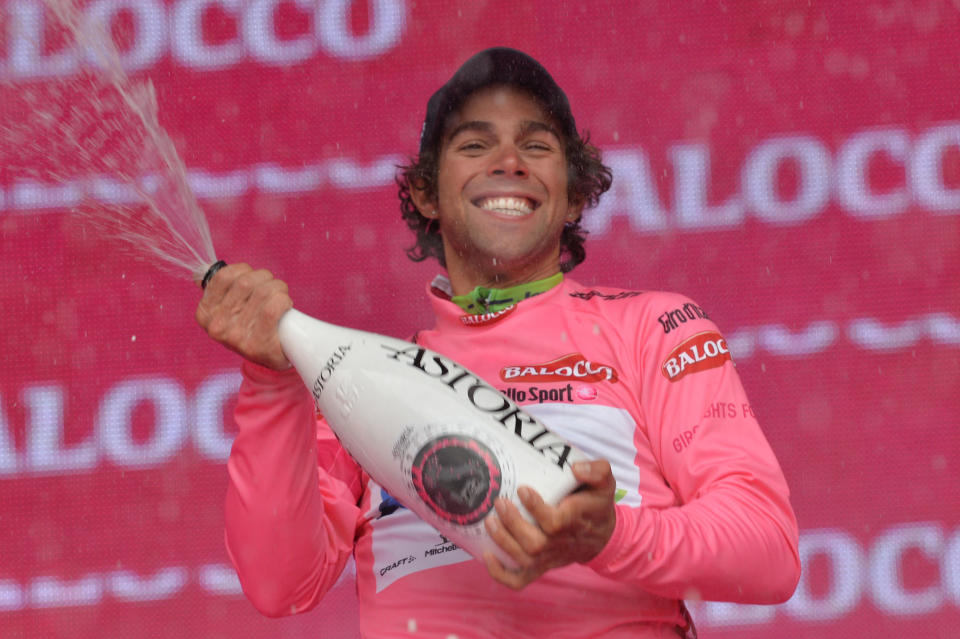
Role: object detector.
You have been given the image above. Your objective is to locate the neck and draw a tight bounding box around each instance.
[445,259,563,296]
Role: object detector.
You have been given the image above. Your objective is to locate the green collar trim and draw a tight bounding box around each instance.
[451,273,563,314]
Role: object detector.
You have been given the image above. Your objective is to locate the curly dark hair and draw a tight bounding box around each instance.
[397,105,612,273]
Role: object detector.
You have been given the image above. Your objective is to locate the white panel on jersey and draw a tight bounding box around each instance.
[367,481,472,593]
[367,403,640,592]
[523,403,643,507]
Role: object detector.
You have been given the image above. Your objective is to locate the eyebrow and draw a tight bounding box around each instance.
[445,119,561,144]
[518,120,561,140]
[446,120,494,141]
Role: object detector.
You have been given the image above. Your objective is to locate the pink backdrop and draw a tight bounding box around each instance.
[1,1,958,637]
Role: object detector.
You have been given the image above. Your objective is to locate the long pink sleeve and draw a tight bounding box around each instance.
[224,360,365,616]
[586,294,801,604]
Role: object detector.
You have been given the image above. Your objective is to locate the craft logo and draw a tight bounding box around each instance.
[411,435,501,526]
[661,331,731,382]
[499,353,620,383]
[459,305,516,327]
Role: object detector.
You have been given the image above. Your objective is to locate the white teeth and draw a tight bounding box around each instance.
[479,196,533,216]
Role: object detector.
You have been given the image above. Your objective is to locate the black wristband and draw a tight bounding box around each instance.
[201,260,228,289]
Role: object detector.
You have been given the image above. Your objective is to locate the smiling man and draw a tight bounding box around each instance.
[411,85,582,290]
[197,48,801,638]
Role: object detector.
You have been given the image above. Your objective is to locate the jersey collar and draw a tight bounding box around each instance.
[430,272,564,315]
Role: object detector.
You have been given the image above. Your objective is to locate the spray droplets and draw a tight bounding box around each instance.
[2,0,218,282]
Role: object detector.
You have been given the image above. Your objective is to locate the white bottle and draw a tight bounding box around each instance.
[276,308,589,567]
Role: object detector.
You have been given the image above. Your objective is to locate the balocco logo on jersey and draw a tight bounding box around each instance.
[661,331,731,382]
[459,305,516,327]
[500,353,619,383]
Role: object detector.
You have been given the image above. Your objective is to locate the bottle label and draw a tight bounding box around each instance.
[391,423,515,534]
[309,343,352,403]
[410,434,502,526]
[380,344,576,470]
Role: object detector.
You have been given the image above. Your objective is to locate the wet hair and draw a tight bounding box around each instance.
[396,48,612,273]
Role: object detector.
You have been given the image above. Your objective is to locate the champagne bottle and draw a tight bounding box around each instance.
[203,262,588,566]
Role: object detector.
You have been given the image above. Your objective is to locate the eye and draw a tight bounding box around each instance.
[457,140,487,152]
[523,140,554,152]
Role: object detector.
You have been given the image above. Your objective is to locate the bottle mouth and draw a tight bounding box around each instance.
[201,260,227,289]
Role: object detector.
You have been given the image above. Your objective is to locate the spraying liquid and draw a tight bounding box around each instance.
[1,0,217,281]
[9,1,589,567]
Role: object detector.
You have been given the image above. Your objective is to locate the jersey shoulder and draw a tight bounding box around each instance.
[562,281,711,329]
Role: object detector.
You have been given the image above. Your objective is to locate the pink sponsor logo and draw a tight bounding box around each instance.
[576,386,598,401]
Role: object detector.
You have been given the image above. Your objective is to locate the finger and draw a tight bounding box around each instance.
[246,281,293,369]
[221,268,275,315]
[482,552,535,591]
[257,280,293,324]
[553,471,619,532]
[199,267,291,369]
[196,263,251,329]
[517,486,567,537]
[493,497,549,559]
[203,262,251,304]
[211,269,276,343]
[572,460,616,494]
[485,509,536,568]
[244,278,290,325]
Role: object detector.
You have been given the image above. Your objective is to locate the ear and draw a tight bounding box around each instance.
[409,181,438,221]
[566,200,586,224]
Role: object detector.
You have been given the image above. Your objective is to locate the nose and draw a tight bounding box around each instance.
[487,144,528,178]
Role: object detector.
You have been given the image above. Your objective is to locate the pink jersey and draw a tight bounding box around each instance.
[224,278,800,638]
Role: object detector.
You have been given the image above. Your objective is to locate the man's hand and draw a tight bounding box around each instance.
[195,263,293,370]
[482,459,617,590]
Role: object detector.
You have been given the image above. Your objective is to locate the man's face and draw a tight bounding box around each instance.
[425,86,582,290]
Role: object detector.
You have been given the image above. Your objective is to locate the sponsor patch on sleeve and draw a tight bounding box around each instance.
[661,331,731,382]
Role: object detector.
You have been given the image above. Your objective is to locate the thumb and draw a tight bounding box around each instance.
[572,460,615,490]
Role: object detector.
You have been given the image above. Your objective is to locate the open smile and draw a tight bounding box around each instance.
[471,196,540,217]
